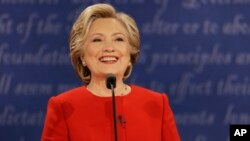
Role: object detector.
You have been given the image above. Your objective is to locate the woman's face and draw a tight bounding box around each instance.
[82,18,131,79]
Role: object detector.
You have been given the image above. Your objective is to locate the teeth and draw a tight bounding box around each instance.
[100,57,117,62]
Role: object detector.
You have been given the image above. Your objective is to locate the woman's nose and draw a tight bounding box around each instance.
[103,41,115,52]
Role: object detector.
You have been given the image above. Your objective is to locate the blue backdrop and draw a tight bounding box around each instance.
[1,0,250,141]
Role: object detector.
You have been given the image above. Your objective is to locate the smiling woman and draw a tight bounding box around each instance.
[82,18,132,88]
[41,3,180,141]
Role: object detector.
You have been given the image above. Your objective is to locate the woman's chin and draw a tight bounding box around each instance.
[91,69,125,78]
[102,71,123,77]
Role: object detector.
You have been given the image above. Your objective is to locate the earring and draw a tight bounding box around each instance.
[124,62,132,79]
[82,60,86,67]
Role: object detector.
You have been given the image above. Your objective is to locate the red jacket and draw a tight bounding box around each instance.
[41,85,181,141]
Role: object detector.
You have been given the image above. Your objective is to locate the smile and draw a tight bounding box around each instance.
[99,56,118,63]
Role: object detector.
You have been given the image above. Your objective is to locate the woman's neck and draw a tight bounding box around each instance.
[86,76,130,97]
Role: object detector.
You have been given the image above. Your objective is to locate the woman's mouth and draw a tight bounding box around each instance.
[99,56,118,63]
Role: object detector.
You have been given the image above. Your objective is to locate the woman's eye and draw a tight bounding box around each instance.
[92,38,102,42]
[116,37,124,41]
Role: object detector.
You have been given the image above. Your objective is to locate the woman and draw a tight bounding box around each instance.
[41,3,180,141]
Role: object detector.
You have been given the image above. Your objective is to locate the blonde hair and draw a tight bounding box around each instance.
[69,3,140,84]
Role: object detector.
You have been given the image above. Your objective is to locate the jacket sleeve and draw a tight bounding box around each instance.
[41,97,69,141]
[161,94,181,141]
